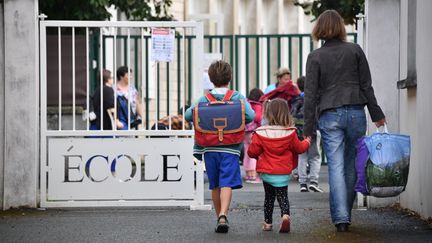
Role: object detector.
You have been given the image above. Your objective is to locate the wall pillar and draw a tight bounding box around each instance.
[2,0,39,209]
[0,0,5,210]
[365,0,401,207]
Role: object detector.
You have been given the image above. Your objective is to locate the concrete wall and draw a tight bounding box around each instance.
[219,0,234,34]
[365,0,401,207]
[0,0,5,210]
[186,0,312,35]
[366,0,432,219]
[398,0,432,219]
[171,0,185,21]
[1,0,38,209]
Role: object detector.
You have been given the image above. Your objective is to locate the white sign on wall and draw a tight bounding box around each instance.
[47,138,195,201]
[203,53,222,90]
[151,28,175,62]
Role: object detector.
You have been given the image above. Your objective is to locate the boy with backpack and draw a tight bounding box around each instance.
[185,60,255,233]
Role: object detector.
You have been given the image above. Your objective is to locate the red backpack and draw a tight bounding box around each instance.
[193,90,245,146]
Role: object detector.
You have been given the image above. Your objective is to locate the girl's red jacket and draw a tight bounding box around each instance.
[247,126,310,174]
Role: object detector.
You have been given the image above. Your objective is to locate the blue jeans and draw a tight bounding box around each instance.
[319,105,366,225]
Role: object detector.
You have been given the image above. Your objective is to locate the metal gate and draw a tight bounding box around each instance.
[39,20,209,209]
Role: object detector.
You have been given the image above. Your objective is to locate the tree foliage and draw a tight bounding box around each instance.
[294,0,364,25]
[39,0,173,21]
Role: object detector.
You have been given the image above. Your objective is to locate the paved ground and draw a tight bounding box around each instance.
[1,165,431,242]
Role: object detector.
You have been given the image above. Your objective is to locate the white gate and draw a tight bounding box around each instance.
[39,20,209,209]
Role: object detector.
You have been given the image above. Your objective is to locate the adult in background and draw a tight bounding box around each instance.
[116,66,143,130]
[264,67,293,94]
[90,69,123,131]
[260,67,300,109]
[304,10,386,232]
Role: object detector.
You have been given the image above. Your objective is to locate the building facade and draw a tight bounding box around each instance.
[365,0,432,219]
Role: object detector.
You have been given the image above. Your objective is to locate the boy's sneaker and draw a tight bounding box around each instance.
[309,182,323,193]
[215,215,229,233]
[300,184,308,192]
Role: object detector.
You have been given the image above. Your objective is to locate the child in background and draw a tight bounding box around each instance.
[185,60,255,233]
[295,76,323,193]
[247,98,310,233]
[243,88,264,183]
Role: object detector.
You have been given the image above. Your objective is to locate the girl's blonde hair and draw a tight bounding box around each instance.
[264,98,294,127]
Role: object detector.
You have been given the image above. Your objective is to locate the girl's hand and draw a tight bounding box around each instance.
[304,136,312,143]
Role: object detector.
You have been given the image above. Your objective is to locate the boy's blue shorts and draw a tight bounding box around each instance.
[203,152,242,190]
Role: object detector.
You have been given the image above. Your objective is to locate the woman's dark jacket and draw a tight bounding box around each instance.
[304,39,385,136]
[92,85,115,130]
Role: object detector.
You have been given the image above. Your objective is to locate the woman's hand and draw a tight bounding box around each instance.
[116,119,124,129]
[374,118,386,128]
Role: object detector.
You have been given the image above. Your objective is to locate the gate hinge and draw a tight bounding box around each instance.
[38,13,48,21]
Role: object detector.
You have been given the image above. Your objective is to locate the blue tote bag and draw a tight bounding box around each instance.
[360,125,411,197]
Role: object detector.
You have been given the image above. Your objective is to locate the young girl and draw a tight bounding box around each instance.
[243,88,264,183]
[247,98,311,233]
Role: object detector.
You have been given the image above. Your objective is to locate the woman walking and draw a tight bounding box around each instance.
[304,10,386,232]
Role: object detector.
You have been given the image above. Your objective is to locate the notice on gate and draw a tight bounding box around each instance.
[151,28,175,62]
[47,138,194,201]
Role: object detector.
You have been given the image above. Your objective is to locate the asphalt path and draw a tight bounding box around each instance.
[1,166,431,242]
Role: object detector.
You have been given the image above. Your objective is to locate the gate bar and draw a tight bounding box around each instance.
[58,27,62,130]
[41,21,201,28]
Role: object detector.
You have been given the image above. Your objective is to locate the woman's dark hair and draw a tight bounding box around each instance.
[116,66,132,81]
[208,60,232,87]
[312,10,347,41]
[248,88,264,102]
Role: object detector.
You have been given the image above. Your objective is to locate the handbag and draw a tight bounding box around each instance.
[117,95,141,129]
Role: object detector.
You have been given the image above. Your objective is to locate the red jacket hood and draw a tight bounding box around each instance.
[254,126,297,155]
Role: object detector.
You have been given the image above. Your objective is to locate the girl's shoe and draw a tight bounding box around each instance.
[250,177,262,184]
[245,176,256,183]
[279,215,290,233]
[262,222,273,231]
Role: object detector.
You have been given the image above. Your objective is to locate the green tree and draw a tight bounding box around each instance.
[294,0,364,25]
[39,0,173,21]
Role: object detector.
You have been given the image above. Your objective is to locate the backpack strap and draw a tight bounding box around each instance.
[205,90,234,102]
[222,90,234,101]
[205,92,217,102]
